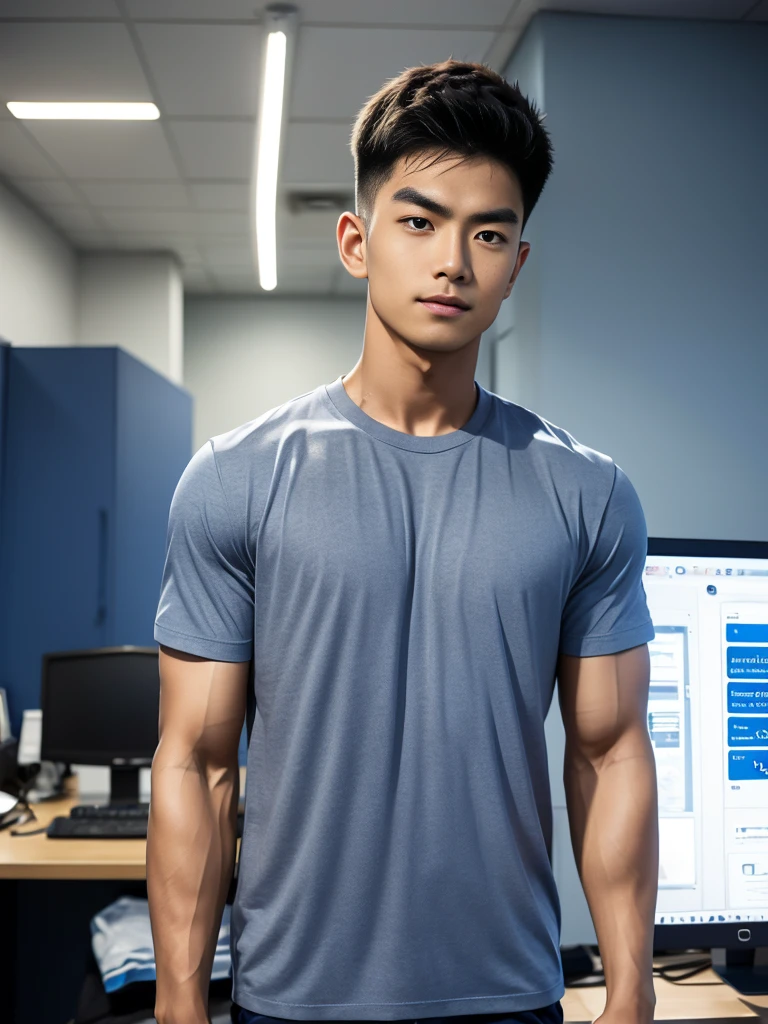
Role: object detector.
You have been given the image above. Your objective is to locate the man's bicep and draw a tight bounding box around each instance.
[557,644,651,759]
[155,644,249,769]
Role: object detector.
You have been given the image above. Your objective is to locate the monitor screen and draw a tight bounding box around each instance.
[40,647,160,764]
[645,540,768,930]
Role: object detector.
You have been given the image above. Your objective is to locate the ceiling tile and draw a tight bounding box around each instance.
[289,26,496,121]
[278,206,347,246]
[125,0,261,17]
[0,121,61,177]
[276,248,341,271]
[538,0,755,15]
[134,24,263,116]
[168,120,254,178]
[300,0,510,26]
[0,1,120,14]
[42,205,102,232]
[0,23,152,103]
[78,180,190,208]
[125,0,510,26]
[303,0,510,26]
[69,232,118,249]
[91,239,191,266]
[189,181,250,210]
[195,210,252,235]
[20,121,179,178]
[10,177,82,206]
[99,208,199,233]
[102,236,203,264]
[283,122,355,188]
[201,240,253,268]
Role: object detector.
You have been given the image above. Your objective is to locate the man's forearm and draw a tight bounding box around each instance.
[564,728,659,1017]
[147,753,240,1024]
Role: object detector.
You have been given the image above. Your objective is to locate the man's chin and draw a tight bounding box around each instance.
[404,333,477,354]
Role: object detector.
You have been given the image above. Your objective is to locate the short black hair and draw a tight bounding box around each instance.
[350,58,554,236]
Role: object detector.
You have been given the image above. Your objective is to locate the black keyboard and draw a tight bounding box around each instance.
[47,816,150,838]
[47,804,245,839]
[71,802,150,819]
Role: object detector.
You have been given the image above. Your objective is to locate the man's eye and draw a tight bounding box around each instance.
[404,216,431,230]
[478,230,505,245]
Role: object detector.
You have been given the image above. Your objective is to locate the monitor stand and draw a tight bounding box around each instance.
[109,763,143,805]
[712,948,768,995]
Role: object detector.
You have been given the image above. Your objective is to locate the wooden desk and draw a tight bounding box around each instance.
[0,769,244,880]
[2,774,768,1020]
[562,967,768,1020]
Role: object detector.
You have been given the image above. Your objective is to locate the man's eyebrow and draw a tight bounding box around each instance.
[390,186,519,226]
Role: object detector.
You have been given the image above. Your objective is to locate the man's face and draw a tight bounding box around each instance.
[343,150,530,353]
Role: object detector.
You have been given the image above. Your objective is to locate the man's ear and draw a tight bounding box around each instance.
[337,211,369,280]
[502,240,531,300]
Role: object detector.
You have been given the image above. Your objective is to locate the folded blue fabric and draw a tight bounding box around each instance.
[90,895,232,993]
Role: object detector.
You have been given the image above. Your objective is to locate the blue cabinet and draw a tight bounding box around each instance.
[0,346,192,737]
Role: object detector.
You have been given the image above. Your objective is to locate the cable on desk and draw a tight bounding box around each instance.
[654,955,718,984]
[10,824,48,836]
[565,948,720,987]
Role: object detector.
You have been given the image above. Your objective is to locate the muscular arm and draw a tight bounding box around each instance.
[147,645,249,1024]
[556,644,658,1023]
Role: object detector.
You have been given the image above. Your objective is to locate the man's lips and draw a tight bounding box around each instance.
[417,298,470,317]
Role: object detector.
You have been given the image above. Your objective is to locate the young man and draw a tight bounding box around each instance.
[148,59,659,1024]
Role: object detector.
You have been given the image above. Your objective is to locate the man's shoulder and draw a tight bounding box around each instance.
[488,388,616,482]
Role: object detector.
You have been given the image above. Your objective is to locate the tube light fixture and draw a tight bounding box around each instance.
[6,102,160,120]
[251,4,299,292]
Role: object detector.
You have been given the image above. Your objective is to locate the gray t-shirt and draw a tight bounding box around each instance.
[154,375,655,1020]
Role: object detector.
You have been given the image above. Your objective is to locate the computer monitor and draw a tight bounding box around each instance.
[40,645,160,804]
[646,538,768,994]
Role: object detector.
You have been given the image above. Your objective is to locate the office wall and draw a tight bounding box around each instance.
[79,252,184,385]
[493,18,545,411]
[0,178,77,347]
[503,12,768,945]
[184,296,367,449]
[184,295,499,451]
[502,12,768,544]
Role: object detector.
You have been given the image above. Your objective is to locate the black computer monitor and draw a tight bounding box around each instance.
[40,645,160,804]
[646,538,768,994]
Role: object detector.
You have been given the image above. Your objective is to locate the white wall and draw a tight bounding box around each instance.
[503,12,768,544]
[0,181,183,380]
[184,296,367,449]
[0,178,77,347]
[78,252,184,384]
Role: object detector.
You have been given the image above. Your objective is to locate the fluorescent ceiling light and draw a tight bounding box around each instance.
[255,28,288,292]
[6,102,160,120]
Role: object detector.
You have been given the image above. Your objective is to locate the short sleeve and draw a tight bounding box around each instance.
[154,440,254,661]
[558,463,655,657]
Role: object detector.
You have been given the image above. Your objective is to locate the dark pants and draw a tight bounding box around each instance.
[234,1006,564,1024]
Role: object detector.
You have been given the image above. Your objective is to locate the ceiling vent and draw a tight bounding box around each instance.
[287,192,353,214]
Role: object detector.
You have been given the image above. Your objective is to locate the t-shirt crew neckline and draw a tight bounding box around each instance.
[324,374,493,453]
